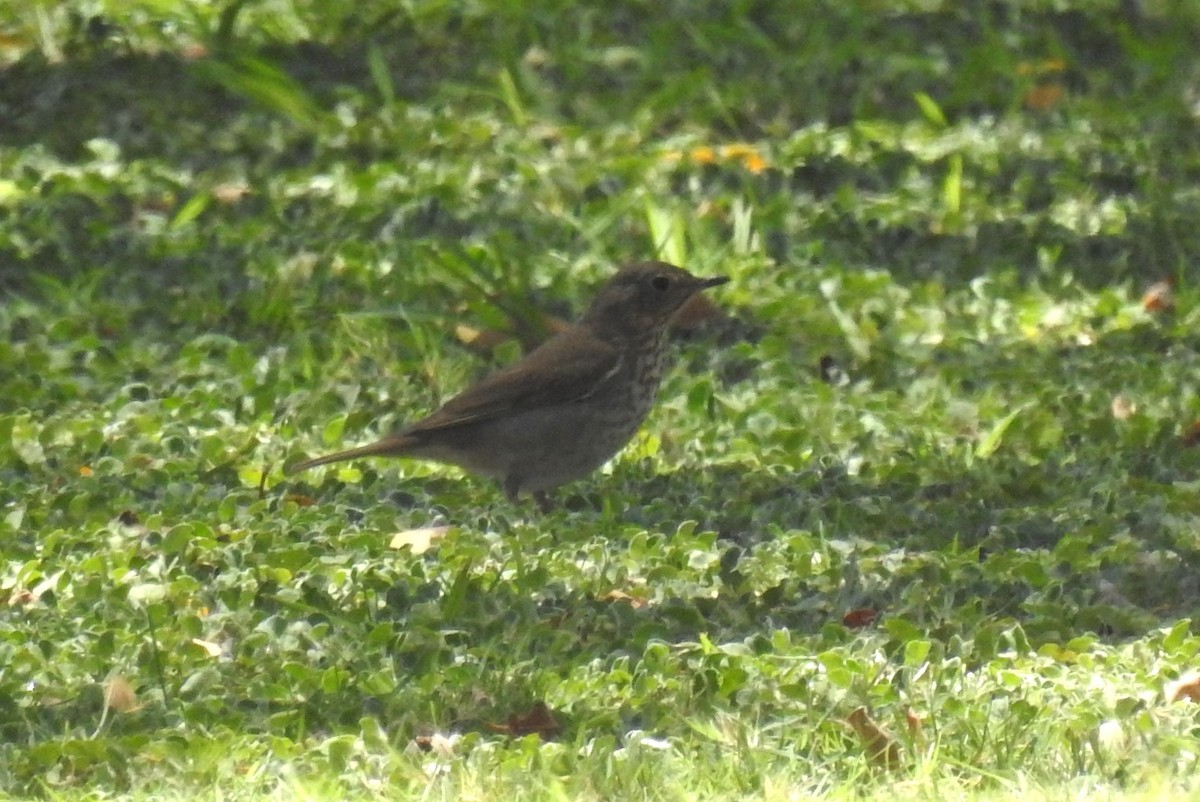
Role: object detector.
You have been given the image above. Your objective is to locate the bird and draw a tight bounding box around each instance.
[286,261,729,509]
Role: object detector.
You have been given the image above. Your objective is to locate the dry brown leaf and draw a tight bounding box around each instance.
[601,589,649,609]
[212,182,251,204]
[389,526,450,555]
[103,677,142,713]
[285,493,317,507]
[5,588,35,607]
[454,324,512,354]
[181,42,209,60]
[1024,83,1065,111]
[1165,671,1200,703]
[842,608,878,629]
[486,701,561,739]
[1110,395,1137,420]
[1142,279,1176,313]
[845,706,902,769]
[905,708,924,742]
[1180,421,1200,448]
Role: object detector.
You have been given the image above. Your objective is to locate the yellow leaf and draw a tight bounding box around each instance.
[389,526,450,554]
[191,638,224,658]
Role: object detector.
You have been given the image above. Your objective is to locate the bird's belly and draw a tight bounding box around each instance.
[425,398,653,494]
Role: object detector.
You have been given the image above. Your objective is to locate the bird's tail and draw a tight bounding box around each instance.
[285,434,417,474]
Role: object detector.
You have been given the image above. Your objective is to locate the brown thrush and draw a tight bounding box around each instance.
[286,261,728,508]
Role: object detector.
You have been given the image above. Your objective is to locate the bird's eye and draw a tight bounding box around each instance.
[651,274,670,291]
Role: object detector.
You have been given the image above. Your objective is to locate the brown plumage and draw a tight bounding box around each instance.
[287,261,728,508]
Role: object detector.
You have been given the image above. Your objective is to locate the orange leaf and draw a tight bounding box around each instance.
[285,493,317,507]
[1165,671,1200,703]
[842,608,878,628]
[845,707,901,769]
[79,465,94,477]
[1142,279,1175,313]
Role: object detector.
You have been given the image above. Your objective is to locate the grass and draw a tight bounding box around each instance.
[3,0,1200,799]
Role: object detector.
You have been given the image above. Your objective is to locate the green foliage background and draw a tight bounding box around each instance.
[2,0,1200,798]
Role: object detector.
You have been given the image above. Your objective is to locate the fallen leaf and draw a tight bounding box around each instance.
[601,589,649,609]
[1024,83,1064,111]
[0,31,31,50]
[191,638,224,658]
[5,588,35,606]
[842,608,878,628]
[454,323,511,354]
[905,708,924,741]
[845,706,901,769]
[285,493,316,507]
[454,314,571,358]
[181,42,209,60]
[1165,671,1200,703]
[1181,421,1200,448]
[486,701,561,738]
[412,732,461,756]
[719,144,769,173]
[1110,395,1137,420]
[1016,58,1066,77]
[79,465,94,477]
[1142,279,1175,313]
[389,526,450,554]
[212,182,251,204]
[661,143,768,173]
[103,677,142,713]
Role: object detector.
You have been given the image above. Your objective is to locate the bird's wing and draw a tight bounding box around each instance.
[405,331,623,435]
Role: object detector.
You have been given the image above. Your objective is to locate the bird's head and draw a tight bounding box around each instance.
[582,261,728,336]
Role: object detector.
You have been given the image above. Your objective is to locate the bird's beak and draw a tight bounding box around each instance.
[699,276,730,289]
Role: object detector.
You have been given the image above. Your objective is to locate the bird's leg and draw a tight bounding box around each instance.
[533,491,553,513]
